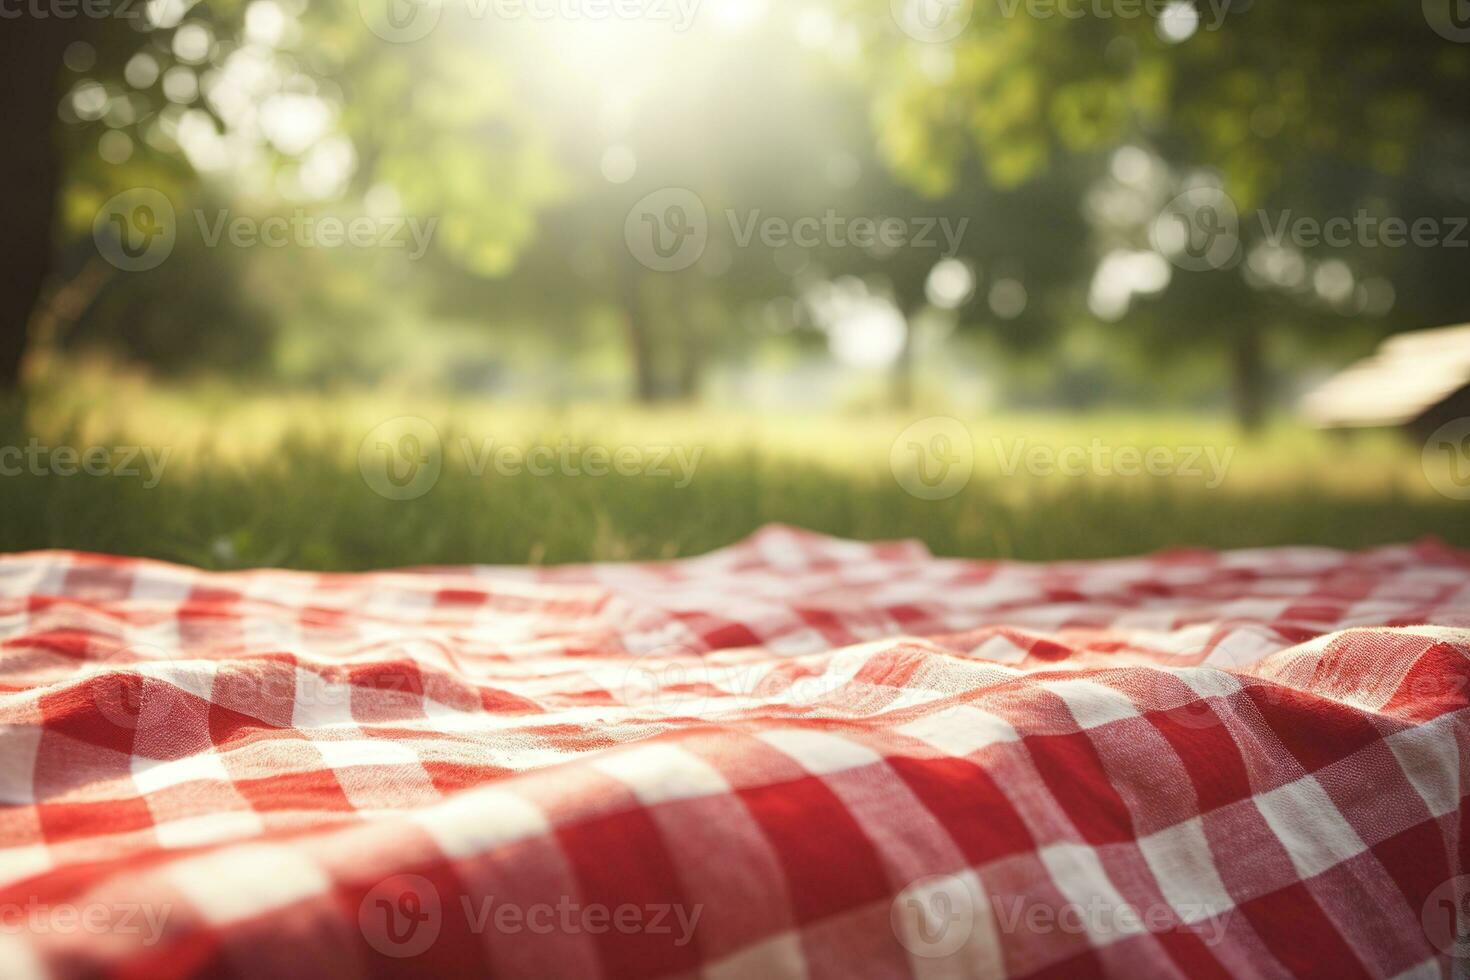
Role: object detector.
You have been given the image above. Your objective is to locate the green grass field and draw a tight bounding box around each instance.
[3,371,1464,570]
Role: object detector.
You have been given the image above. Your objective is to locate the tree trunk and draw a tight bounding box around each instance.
[672,274,702,401]
[888,273,928,412]
[617,259,659,403]
[1230,326,1266,433]
[674,324,702,401]
[889,310,916,411]
[0,19,71,396]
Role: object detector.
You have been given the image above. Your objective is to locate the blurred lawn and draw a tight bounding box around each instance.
[3,369,1465,570]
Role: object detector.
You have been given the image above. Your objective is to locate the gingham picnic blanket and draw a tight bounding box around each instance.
[0,525,1467,978]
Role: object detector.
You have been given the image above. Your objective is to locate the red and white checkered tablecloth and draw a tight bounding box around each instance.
[0,525,1466,977]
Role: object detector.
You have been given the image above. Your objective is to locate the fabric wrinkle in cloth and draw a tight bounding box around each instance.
[0,525,1465,978]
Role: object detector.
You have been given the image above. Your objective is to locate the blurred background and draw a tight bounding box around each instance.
[3,0,1470,568]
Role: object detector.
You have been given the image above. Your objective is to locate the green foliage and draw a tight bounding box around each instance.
[861,3,1459,206]
[336,35,573,277]
[38,0,1470,415]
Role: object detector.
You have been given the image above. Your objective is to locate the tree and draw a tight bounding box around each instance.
[854,0,1470,427]
[796,155,1091,408]
[17,0,574,393]
[1,15,83,395]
